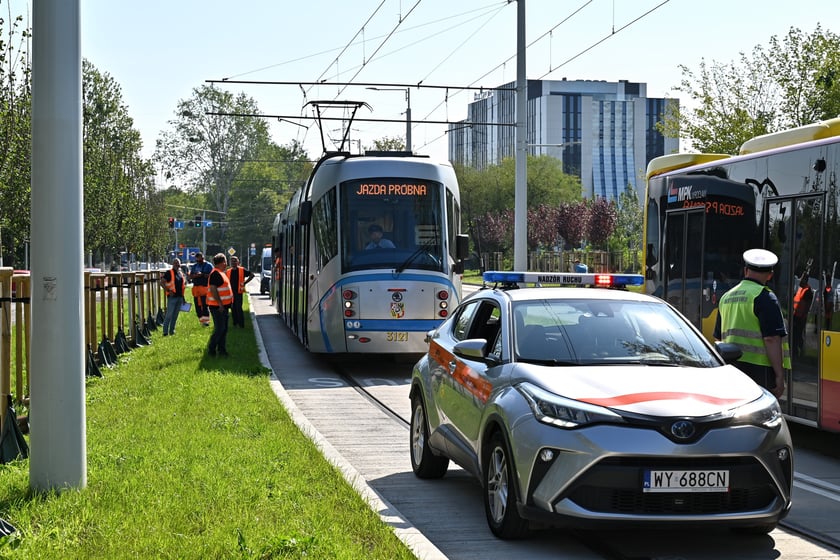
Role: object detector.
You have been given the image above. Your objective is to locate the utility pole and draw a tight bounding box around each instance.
[513,0,527,270]
[30,0,87,491]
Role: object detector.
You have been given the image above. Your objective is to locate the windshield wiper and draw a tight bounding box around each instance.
[394,235,438,275]
[518,357,579,366]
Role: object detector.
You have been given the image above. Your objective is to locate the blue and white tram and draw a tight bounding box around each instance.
[272,151,469,354]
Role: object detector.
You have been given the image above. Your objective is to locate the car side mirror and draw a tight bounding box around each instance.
[715,341,743,364]
[454,339,492,362]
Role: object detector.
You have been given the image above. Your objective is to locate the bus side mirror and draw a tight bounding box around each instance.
[455,234,469,260]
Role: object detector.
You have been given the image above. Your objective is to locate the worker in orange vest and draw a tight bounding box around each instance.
[227,256,254,328]
[207,253,234,357]
[791,269,813,358]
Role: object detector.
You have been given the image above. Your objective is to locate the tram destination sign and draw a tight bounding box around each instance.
[355,182,429,196]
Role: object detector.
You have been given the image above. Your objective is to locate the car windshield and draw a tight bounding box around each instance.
[512,299,720,367]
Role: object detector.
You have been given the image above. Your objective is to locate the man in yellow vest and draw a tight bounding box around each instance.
[714,249,790,399]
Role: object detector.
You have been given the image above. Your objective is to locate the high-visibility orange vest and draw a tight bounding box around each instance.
[228,265,246,294]
[207,268,233,307]
[162,269,184,296]
[793,286,812,318]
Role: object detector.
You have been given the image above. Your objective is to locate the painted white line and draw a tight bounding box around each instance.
[794,471,840,502]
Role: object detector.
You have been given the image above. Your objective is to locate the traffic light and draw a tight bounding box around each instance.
[168,217,174,229]
[194,215,202,228]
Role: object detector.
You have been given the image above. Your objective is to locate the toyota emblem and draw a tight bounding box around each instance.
[670,420,696,440]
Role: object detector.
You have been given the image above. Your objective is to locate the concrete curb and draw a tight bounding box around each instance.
[249,297,448,560]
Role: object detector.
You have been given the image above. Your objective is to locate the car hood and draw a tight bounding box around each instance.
[516,364,764,417]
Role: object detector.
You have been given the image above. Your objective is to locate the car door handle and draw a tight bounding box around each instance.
[449,361,457,374]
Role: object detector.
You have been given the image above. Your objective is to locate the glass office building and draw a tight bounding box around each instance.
[448,79,679,201]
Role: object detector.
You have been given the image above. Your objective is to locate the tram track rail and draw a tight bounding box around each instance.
[328,357,640,560]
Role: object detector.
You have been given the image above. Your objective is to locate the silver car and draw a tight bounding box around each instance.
[409,271,793,539]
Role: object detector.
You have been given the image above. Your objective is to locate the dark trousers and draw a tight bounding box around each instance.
[194,293,209,319]
[232,293,245,327]
[208,305,229,354]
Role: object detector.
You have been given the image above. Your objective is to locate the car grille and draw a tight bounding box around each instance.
[561,456,777,515]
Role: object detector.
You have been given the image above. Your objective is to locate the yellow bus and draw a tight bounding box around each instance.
[644,117,840,432]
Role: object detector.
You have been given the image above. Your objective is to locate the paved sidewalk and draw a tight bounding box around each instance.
[248,290,448,560]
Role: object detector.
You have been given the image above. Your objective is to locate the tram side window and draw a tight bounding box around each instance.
[312,188,338,270]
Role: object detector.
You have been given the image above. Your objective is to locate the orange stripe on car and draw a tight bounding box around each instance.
[580,392,746,407]
[429,340,492,403]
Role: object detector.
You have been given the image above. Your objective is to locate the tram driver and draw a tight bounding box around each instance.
[365,224,396,250]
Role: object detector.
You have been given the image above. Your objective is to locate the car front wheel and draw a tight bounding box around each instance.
[410,394,448,478]
[483,431,529,539]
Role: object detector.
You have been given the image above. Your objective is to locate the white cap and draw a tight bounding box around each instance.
[743,248,778,271]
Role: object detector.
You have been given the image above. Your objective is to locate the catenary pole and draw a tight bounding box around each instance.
[513,0,527,270]
[30,0,87,490]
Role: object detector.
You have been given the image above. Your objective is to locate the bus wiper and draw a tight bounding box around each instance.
[394,236,438,275]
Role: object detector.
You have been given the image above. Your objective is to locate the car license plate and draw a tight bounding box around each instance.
[643,470,729,493]
[385,331,408,342]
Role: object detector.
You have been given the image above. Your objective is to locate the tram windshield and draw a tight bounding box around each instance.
[340,178,445,273]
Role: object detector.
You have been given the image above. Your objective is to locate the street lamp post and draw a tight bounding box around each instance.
[366,87,411,152]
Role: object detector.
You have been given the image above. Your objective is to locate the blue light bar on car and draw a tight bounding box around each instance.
[482,271,644,288]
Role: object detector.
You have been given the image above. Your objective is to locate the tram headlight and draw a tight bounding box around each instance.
[439,301,448,309]
[344,300,353,309]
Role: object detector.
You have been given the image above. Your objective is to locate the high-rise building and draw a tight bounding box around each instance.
[448,79,679,201]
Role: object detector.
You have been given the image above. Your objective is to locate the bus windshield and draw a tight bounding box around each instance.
[340,178,445,273]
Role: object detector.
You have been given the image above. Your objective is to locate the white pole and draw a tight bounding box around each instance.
[513,0,527,270]
[30,0,87,490]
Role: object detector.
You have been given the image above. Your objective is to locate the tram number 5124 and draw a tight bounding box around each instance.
[386,332,409,342]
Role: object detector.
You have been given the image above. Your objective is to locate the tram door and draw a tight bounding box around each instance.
[664,207,706,331]
[766,196,822,422]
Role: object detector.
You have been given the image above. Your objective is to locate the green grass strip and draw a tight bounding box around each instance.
[0,300,415,559]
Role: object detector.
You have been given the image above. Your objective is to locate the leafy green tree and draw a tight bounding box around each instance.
[0,14,31,266]
[369,136,405,151]
[607,184,643,272]
[661,26,840,154]
[456,155,581,255]
[83,60,159,266]
[765,25,840,126]
[225,140,312,267]
[154,85,272,248]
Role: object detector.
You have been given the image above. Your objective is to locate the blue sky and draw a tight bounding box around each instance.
[18,1,840,168]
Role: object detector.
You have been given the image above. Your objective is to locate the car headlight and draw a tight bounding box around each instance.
[726,390,784,429]
[516,382,624,428]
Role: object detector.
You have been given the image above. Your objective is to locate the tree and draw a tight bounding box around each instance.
[556,201,588,250]
[0,14,31,266]
[224,140,312,266]
[661,26,840,154]
[607,184,643,272]
[369,136,405,152]
[154,84,272,240]
[455,155,581,256]
[587,197,617,250]
[83,60,159,265]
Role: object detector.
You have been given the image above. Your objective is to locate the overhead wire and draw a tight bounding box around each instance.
[413,0,671,153]
[217,1,671,156]
[537,0,671,79]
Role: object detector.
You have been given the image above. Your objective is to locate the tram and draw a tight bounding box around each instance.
[644,117,840,432]
[272,150,469,354]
